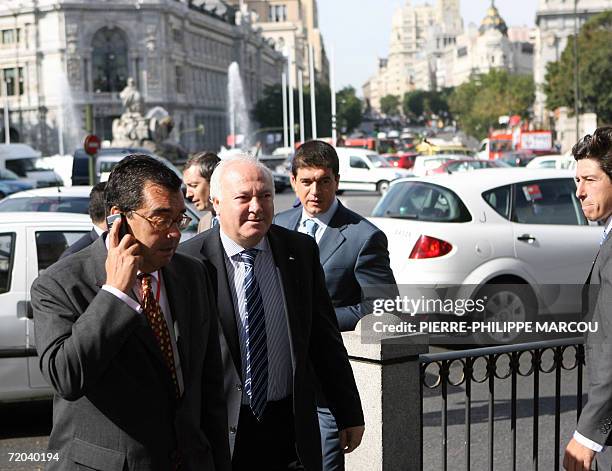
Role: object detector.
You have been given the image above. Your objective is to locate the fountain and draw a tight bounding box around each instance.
[227,62,251,149]
[56,66,83,155]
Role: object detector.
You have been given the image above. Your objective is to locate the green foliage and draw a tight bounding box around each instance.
[448,69,535,140]
[544,10,612,123]
[336,86,363,133]
[402,88,454,123]
[380,94,400,116]
[252,82,332,141]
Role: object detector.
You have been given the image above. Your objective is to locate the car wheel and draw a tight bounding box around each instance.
[377,180,390,195]
[0,192,5,200]
[474,283,535,345]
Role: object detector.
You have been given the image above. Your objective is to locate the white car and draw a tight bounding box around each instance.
[411,154,474,177]
[335,147,411,194]
[0,212,92,401]
[369,168,600,341]
[0,186,201,242]
[526,154,575,170]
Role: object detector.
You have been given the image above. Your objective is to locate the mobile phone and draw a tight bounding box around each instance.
[106,213,129,240]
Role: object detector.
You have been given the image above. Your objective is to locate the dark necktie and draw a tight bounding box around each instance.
[140,274,180,398]
[304,219,319,239]
[239,249,268,420]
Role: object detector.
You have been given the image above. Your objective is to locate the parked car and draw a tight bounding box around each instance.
[383,152,419,170]
[0,186,201,242]
[0,168,35,199]
[0,212,92,401]
[428,158,511,174]
[72,147,182,185]
[526,154,575,170]
[498,149,537,167]
[335,147,412,194]
[369,168,600,343]
[0,143,63,188]
[412,154,473,176]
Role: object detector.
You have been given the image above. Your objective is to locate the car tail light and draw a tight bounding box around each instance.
[409,235,452,259]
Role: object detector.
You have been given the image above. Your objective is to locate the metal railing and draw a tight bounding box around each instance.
[420,338,585,471]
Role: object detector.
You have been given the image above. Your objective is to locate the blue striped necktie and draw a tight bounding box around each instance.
[239,249,268,420]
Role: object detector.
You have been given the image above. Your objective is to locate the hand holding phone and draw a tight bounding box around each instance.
[105,212,141,294]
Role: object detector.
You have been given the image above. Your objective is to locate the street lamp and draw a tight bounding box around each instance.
[573,0,580,142]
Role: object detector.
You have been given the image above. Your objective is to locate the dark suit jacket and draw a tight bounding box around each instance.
[31,237,231,471]
[59,228,99,259]
[274,201,398,331]
[578,234,612,468]
[178,225,364,471]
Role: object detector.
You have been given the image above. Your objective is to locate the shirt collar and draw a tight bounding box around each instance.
[605,215,612,236]
[300,197,338,227]
[219,229,269,258]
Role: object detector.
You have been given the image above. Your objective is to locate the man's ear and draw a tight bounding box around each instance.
[290,174,297,191]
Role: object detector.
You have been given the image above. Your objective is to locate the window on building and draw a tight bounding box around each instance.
[269,4,287,22]
[91,27,128,93]
[1,67,24,96]
[1,28,20,45]
[176,66,184,94]
[172,28,183,44]
[457,46,467,58]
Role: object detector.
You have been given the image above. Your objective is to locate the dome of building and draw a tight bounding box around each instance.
[479,1,508,36]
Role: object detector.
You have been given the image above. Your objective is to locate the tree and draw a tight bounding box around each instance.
[544,10,612,123]
[402,90,425,122]
[380,94,400,116]
[448,70,534,139]
[336,86,363,133]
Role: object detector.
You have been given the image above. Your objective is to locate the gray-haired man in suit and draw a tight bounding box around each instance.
[32,155,231,471]
[274,140,398,471]
[564,126,612,471]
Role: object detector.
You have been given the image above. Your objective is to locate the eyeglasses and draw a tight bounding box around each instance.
[131,210,193,232]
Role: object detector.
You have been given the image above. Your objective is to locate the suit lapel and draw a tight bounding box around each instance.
[162,261,191,386]
[267,226,298,367]
[202,228,243,377]
[318,204,347,265]
[286,207,302,231]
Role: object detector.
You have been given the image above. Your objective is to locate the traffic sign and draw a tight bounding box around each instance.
[83,134,101,156]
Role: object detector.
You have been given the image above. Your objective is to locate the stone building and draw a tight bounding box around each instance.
[533,0,612,127]
[363,0,462,114]
[0,0,283,155]
[224,0,328,88]
[436,4,535,89]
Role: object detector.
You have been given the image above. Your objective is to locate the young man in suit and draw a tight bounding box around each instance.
[274,140,398,470]
[564,126,612,471]
[179,156,364,471]
[183,151,220,232]
[60,181,107,259]
[32,155,231,471]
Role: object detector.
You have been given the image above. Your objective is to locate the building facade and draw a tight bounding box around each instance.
[0,0,283,155]
[533,0,612,127]
[363,0,462,114]
[225,0,328,88]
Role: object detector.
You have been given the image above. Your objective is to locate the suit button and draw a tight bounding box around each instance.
[230,426,237,434]
[236,384,242,391]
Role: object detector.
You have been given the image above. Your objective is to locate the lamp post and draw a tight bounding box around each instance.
[573,0,580,142]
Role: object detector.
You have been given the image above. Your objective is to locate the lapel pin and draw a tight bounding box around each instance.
[289,256,295,261]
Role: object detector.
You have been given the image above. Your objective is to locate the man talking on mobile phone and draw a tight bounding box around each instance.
[31,154,231,471]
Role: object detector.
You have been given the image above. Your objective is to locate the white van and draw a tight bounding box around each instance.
[335,147,411,194]
[0,212,91,401]
[0,144,62,188]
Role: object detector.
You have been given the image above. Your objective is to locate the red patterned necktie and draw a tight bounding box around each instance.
[140,273,180,399]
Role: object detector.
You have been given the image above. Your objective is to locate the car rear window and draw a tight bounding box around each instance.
[0,197,89,214]
[372,181,472,222]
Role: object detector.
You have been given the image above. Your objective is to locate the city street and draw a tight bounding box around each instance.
[0,190,586,470]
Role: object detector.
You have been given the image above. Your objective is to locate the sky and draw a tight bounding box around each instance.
[318,0,538,94]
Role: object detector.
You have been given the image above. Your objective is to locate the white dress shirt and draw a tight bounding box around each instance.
[298,197,339,243]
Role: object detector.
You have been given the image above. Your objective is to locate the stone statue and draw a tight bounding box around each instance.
[119,77,144,115]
